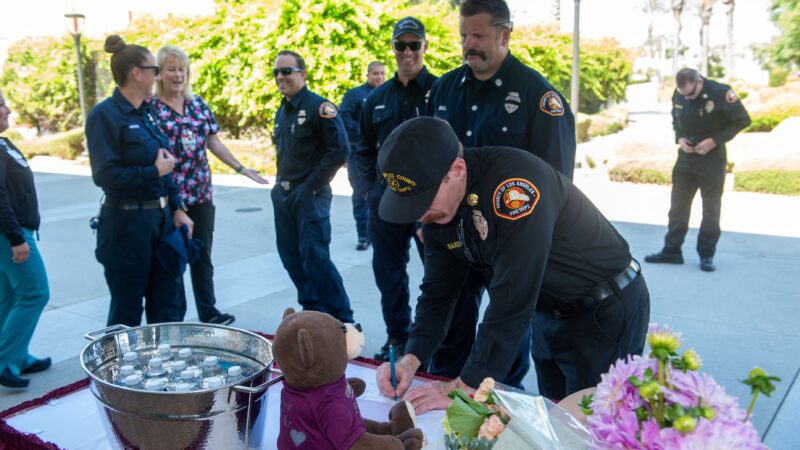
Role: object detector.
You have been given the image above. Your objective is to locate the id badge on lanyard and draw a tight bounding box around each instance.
[180,130,197,152]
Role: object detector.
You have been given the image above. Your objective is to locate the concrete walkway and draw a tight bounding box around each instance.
[1,82,798,448]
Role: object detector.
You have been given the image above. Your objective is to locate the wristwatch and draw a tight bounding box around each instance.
[179,202,189,212]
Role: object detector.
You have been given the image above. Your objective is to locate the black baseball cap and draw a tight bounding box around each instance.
[378,117,459,224]
[392,17,426,40]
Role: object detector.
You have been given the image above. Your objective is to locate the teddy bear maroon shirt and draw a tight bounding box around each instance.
[278,375,367,449]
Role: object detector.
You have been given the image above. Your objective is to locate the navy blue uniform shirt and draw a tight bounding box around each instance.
[671,78,751,170]
[273,86,349,190]
[86,88,179,209]
[0,137,39,246]
[406,146,631,387]
[428,53,576,179]
[356,67,437,194]
[339,83,374,147]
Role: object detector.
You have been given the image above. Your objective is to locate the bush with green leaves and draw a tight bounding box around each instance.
[2,0,633,139]
[0,36,100,134]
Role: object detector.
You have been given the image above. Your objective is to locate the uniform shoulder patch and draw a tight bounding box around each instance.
[318,102,338,118]
[539,91,565,117]
[493,178,540,220]
[725,89,739,104]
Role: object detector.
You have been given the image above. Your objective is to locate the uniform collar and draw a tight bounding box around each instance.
[458,52,515,91]
[462,148,483,209]
[284,86,310,109]
[392,66,432,88]
[111,87,138,115]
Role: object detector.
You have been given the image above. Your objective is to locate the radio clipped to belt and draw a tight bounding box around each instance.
[89,195,104,234]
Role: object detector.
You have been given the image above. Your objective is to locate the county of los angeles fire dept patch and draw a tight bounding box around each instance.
[493,178,540,220]
[539,91,565,117]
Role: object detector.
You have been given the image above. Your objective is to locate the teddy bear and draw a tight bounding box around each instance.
[272,308,424,450]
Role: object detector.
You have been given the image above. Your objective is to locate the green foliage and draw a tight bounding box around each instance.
[0,36,98,134]
[511,26,633,114]
[12,128,85,159]
[768,65,790,87]
[208,137,277,176]
[735,170,800,196]
[608,167,672,185]
[3,0,632,139]
[744,100,800,132]
[770,0,800,68]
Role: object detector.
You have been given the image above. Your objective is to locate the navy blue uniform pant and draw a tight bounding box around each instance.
[347,150,369,242]
[664,164,726,258]
[95,206,182,326]
[177,201,221,322]
[531,272,650,400]
[366,185,423,342]
[427,271,532,390]
[271,184,354,323]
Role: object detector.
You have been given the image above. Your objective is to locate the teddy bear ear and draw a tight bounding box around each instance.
[282,307,296,319]
[297,329,314,368]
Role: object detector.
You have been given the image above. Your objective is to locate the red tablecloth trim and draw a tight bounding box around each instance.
[0,332,453,449]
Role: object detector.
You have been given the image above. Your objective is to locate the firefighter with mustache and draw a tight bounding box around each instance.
[373,117,650,412]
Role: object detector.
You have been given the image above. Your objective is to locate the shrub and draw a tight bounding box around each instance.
[735,170,800,196]
[587,107,628,138]
[608,166,671,185]
[209,137,277,177]
[13,128,85,159]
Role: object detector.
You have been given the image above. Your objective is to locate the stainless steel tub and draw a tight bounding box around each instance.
[80,323,283,450]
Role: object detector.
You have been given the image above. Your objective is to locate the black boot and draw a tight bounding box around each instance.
[0,368,30,388]
[373,338,406,362]
[644,250,684,264]
[700,257,716,272]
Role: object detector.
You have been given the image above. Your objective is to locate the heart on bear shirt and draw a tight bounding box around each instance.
[290,429,307,446]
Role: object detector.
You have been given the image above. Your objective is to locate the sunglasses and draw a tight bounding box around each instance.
[137,65,160,76]
[393,41,423,52]
[272,67,303,77]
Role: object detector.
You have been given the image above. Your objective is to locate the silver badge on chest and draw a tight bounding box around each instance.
[297,110,307,125]
[505,91,521,114]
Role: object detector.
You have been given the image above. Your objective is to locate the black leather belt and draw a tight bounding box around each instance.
[103,196,168,210]
[586,260,640,302]
[551,260,640,319]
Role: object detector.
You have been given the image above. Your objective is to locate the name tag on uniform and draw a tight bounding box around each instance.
[438,106,447,111]
[180,130,197,151]
[3,147,29,168]
[375,105,385,110]
[128,124,140,129]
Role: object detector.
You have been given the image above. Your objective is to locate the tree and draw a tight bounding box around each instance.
[721,0,735,75]
[698,0,715,76]
[0,36,98,134]
[672,0,685,74]
[769,0,800,68]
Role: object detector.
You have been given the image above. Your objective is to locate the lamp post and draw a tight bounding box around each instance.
[571,0,581,126]
[64,12,87,128]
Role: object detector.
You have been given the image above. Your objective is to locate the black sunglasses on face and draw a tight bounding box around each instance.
[272,67,303,77]
[137,65,160,76]
[393,41,423,52]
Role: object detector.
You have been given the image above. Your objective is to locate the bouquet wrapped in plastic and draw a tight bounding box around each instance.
[441,378,594,450]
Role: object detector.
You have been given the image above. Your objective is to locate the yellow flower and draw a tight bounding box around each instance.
[477,414,505,440]
[673,416,697,434]
[474,377,496,404]
[682,349,703,371]
[647,323,682,354]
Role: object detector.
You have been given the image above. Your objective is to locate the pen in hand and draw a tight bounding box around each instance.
[389,345,397,401]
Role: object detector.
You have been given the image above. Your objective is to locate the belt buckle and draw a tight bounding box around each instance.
[280,181,292,191]
[159,197,168,208]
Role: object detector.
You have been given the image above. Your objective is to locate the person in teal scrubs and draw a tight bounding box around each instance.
[0,89,51,389]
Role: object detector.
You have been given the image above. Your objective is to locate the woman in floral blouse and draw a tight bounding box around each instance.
[152,45,268,326]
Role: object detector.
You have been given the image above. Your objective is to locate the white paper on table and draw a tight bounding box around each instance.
[263,361,446,449]
[4,361,446,450]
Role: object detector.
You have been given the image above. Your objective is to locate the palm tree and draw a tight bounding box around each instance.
[672,0,685,74]
[699,0,715,75]
[722,0,735,76]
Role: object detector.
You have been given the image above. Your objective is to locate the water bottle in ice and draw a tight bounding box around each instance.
[116,365,136,386]
[203,375,224,389]
[145,357,167,379]
[177,348,199,373]
[123,374,143,390]
[144,377,167,391]
[121,351,143,377]
[227,365,244,384]
[201,356,222,379]
[170,360,187,382]
[179,369,199,390]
